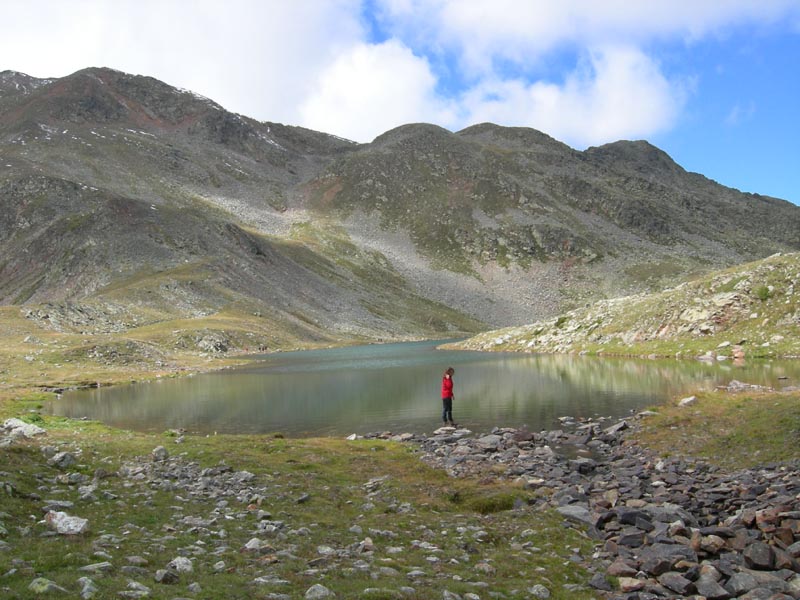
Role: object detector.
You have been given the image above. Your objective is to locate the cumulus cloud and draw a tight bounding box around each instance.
[3,0,799,148]
[372,0,798,146]
[383,0,800,69]
[1,0,364,125]
[298,39,456,142]
[460,46,686,148]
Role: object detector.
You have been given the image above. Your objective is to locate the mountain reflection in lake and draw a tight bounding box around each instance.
[51,340,800,437]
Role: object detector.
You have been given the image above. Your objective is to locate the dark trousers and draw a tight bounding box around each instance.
[442,397,453,423]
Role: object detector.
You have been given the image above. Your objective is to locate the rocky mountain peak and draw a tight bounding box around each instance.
[457,122,574,155]
[23,66,224,129]
[584,139,684,177]
[0,70,54,98]
[370,122,456,148]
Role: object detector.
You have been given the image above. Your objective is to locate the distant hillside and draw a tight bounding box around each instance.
[0,68,479,348]
[447,252,800,359]
[2,67,799,353]
[298,121,799,325]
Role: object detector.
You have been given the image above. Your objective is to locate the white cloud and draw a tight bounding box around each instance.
[3,0,798,148]
[371,0,798,146]
[1,0,364,125]
[298,39,456,142]
[384,0,800,71]
[460,46,685,147]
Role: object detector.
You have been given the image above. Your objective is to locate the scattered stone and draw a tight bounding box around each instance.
[372,418,800,600]
[361,588,404,599]
[589,572,613,592]
[7,401,800,600]
[48,451,77,470]
[305,583,335,598]
[77,561,113,574]
[167,556,193,573]
[154,568,180,584]
[28,577,69,594]
[77,576,99,599]
[243,538,271,553]
[188,581,202,593]
[151,446,169,461]
[607,558,638,577]
[617,577,646,592]
[122,580,151,596]
[476,434,503,450]
[527,583,551,598]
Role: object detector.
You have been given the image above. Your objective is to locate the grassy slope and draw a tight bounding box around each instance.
[635,390,800,469]
[448,252,800,359]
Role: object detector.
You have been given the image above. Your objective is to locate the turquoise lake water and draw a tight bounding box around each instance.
[51,339,800,437]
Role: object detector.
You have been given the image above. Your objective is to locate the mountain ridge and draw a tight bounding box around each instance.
[2,66,799,355]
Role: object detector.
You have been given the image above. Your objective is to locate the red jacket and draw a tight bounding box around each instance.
[441,375,453,399]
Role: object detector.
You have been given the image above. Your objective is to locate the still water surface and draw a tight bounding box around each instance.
[52,340,800,436]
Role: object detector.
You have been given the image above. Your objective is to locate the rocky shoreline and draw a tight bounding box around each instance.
[360,410,800,599]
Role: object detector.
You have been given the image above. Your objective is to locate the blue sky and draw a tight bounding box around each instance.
[2,0,799,203]
[653,30,800,203]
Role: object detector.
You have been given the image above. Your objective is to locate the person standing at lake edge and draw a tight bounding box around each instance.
[441,367,456,427]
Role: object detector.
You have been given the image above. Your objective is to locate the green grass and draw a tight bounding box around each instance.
[636,390,800,468]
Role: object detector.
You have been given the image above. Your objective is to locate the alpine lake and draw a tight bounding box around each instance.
[49,340,800,437]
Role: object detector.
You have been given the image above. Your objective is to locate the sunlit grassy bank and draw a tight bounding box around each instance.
[449,253,800,359]
[635,388,800,469]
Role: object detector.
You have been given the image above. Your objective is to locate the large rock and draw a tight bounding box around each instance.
[45,511,89,535]
[154,569,179,584]
[2,418,46,438]
[556,504,594,526]
[305,583,336,598]
[744,542,775,570]
[167,556,193,573]
[48,451,77,470]
[725,572,758,596]
[77,576,99,599]
[476,434,503,451]
[694,575,732,599]
[526,584,551,599]
[658,572,694,595]
[28,577,69,594]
